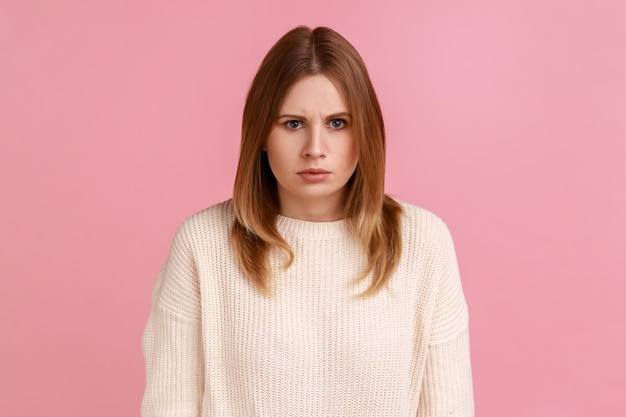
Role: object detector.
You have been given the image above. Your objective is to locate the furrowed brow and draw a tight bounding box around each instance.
[276,114,308,120]
[326,112,352,120]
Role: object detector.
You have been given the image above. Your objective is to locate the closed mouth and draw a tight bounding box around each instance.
[298,169,329,174]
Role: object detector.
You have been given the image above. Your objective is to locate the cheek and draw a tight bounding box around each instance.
[346,138,360,166]
[264,135,279,164]
[265,143,290,176]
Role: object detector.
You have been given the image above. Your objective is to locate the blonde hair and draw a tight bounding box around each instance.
[232,26,403,296]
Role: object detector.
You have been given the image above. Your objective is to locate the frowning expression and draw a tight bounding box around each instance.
[265,74,359,221]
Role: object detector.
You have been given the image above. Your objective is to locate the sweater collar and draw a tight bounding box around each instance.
[276,215,350,238]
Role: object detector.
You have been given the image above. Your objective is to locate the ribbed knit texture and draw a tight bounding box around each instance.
[141,199,474,417]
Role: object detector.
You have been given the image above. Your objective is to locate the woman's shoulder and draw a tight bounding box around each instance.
[173,199,235,247]
[182,199,235,226]
[391,197,454,243]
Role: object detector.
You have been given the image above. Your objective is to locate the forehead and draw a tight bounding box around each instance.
[279,74,349,112]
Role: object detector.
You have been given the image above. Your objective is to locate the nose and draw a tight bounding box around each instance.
[302,125,326,158]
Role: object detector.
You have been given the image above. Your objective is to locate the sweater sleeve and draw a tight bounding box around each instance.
[417,223,474,417]
[141,221,204,417]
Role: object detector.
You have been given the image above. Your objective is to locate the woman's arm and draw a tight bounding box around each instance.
[141,222,204,417]
[418,328,474,416]
[418,225,474,417]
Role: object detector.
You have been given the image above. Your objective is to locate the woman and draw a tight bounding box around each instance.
[142,26,474,416]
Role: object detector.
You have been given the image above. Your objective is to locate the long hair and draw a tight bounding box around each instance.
[231,26,403,296]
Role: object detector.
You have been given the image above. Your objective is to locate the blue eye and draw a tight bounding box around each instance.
[329,119,346,129]
[286,120,302,129]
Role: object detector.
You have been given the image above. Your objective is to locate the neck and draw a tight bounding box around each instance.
[277,195,346,222]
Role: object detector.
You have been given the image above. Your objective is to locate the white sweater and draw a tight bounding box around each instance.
[141,199,474,417]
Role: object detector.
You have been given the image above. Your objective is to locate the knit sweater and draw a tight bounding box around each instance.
[141,199,474,417]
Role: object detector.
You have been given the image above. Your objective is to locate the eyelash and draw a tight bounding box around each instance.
[329,119,347,129]
[284,119,348,130]
[285,120,303,129]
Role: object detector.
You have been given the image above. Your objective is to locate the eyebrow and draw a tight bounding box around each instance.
[276,112,352,120]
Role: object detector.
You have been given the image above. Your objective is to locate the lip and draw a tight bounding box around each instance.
[297,168,330,182]
[298,168,330,174]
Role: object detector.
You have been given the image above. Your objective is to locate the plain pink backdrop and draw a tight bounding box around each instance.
[1,1,625,416]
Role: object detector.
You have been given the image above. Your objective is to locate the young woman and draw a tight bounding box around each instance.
[142,26,474,417]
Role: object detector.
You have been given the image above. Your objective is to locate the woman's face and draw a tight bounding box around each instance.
[265,74,359,222]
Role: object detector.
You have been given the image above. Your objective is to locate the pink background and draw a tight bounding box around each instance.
[1,1,625,416]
